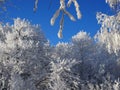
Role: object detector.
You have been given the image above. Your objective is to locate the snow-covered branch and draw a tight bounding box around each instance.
[34,0,81,38]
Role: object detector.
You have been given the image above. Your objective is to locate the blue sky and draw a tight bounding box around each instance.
[6,0,114,45]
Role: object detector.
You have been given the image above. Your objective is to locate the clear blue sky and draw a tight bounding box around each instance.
[6,0,114,45]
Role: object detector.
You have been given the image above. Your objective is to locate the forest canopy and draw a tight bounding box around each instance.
[0,0,120,90]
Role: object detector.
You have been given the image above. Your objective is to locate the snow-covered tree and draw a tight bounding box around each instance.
[0,0,120,90]
[95,0,120,55]
[49,59,80,90]
[93,1,120,89]
[50,42,81,90]
[70,31,97,81]
[0,18,52,90]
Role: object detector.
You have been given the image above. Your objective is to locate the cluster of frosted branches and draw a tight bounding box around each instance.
[106,0,120,12]
[94,0,120,55]
[95,12,120,55]
[51,0,81,38]
[34,0,81,38]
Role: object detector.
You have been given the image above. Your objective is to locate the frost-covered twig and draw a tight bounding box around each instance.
[50,9,60,26]
[58,12,64,38]
[63,9,76,21]
[33,0,39,12]
[67,0,82,19]
[51,0,80,38]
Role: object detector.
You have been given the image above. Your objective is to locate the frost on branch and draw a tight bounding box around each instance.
[67,0,82,19]
[50,0,81,38]
[58,12,64,39]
